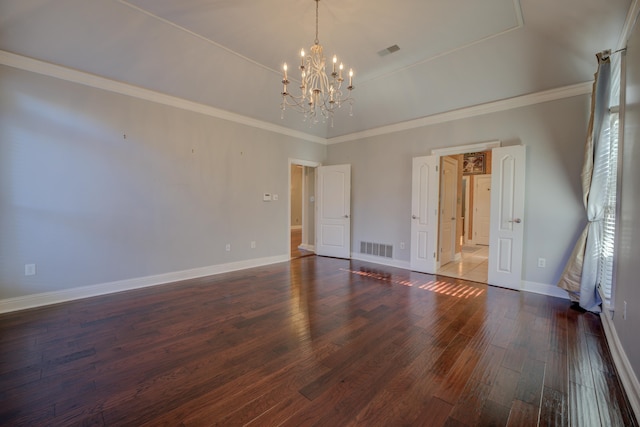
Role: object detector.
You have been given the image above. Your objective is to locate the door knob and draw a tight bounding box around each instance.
[344,214,349,218]
[412,215,418,219]
[508,218,522,224]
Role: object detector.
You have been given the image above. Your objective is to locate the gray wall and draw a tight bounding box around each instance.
[0,65,326,299]
[614,19,640,384]
[326,95,590,287]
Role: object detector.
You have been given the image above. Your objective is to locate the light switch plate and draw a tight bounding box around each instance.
[25,264,36,276]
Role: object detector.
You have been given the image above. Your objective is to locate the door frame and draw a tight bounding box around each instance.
[462,176,470,245]
[288,158,321,259]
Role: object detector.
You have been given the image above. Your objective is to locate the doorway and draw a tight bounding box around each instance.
[289,159,319,259]
[436,152,491,283]
[411,144,525,289]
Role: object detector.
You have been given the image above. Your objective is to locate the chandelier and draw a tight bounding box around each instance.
[280,0,354,126]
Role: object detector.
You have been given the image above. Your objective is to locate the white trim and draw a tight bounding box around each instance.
[0,255,288,314]
[522,281,570,299]
[350,253,411,270]
[288,158,322,168]
[432,140,501,156]
[618,0,640,49]
[327,82,592,145]
[0,50,326,145]
[0,50,592,147]
[298,244,316,252]
[601,310,640,419]
[347,260,568,301]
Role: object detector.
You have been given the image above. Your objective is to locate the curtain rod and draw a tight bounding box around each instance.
[601,48,627,60]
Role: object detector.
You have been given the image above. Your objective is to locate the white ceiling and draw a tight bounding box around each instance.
[0,0,633,139]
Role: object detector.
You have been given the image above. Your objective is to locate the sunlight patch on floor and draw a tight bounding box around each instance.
[341,268,485,298]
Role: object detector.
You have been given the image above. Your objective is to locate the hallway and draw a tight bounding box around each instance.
[437,244,489,283]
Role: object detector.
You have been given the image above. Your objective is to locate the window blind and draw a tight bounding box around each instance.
[597,51,621,310]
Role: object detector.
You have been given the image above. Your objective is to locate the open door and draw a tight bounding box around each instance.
[473,174,492,245]
[316,164,351,258]
[410,156,439,273]
[439,156,458,266]
[488,145,526,289]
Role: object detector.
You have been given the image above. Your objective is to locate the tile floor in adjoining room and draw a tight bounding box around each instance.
[437,244,489,283]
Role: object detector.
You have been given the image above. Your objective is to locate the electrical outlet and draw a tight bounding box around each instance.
[225,243,231,252]
[272,194,278,201]
[537,258,546,268]
[25,264,36,276]
[399,242,405,250]
[251,241,256,249]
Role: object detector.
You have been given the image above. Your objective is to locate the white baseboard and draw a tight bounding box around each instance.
[0,255,289,314]
[522,281,570,299]
[298,244,315,252]
[350,253,411,270]
[600,311,640,419]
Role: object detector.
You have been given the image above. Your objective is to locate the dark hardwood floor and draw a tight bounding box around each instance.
[0,256,636,426]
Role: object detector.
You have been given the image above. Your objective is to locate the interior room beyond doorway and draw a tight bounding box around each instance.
[436,151,491,283]
[289,161,317,259]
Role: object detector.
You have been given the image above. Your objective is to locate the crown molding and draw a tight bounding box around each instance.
[0,50,326,145]
[327,82,592,144]
[1,50,592,147]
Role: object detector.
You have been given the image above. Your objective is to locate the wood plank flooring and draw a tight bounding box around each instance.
[0,256,636,426]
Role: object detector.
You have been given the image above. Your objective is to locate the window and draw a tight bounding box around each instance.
[597,51,622,310]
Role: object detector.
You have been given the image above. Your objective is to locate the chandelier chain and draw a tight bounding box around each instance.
[315,0,319,45]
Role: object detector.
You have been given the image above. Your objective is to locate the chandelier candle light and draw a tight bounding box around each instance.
[281,0,354,126]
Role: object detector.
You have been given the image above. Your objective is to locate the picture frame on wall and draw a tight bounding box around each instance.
[463,152,486,175]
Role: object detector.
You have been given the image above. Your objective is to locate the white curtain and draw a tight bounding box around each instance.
[557,52,611,312]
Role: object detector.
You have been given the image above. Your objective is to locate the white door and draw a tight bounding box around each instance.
[439,157,458,265]
[316,164,351,258]
[462,176,470,245]
[473,174,491,245]
[488,146,526,289]
[410,156,439,273]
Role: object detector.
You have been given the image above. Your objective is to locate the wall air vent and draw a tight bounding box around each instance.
[360,241,393,258]
[377,44,401,57]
